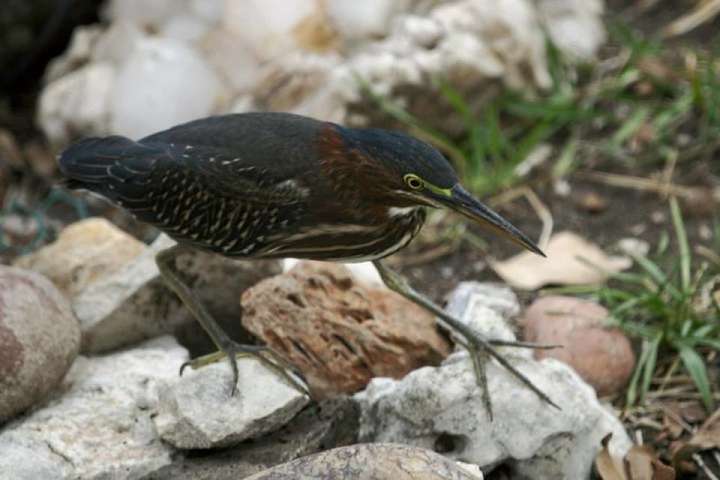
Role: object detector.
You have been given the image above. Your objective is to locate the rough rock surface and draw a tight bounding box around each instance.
[520,295,635,396]
[73,233,281,353]
[13,217,145,298]
[0,336,188,480]
[444,282,522,346]
[144,396,359,479]
[357,352,631,479]
[38,0,606,144]
[0,266,80,423]
[110,37,225,140]
[355,284,632,479]
[244,443,484,480]
[241,261,451,399]
[445,281,521,320]
[154,359,309,449]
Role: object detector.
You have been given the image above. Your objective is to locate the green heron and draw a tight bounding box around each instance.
[59,112,557,415]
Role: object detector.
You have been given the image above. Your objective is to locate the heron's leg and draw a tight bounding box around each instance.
[372,260,559,418]
[156,245,308,396]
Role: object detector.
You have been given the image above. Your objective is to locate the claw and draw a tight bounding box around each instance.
[175,342,310,398]
[372,259,561,415]
[468,347,493,420]
[155,245,310,399]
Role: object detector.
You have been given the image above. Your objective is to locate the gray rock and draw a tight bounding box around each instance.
[0,266,80,423]
[445,281,521,320]
[75,234,281,353]
[355,284,632,479]
[243,443,483,480]
[154,359,310,449]
[0,432,70,480]
[144,396,360,479]
[443,282,521,348]
[0,336,188,480]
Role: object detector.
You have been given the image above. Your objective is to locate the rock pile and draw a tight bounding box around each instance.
[0,217,633,479]
[38,0,606,145]
[355,282,632,480]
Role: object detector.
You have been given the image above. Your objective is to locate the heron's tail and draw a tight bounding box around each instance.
[57,136,163,204]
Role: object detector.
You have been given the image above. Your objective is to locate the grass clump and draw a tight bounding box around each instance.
[559,198,719,411]
[362,22,720,196]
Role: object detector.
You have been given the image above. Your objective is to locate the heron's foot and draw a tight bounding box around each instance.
[454,329,561,419]
[180,341,310,397]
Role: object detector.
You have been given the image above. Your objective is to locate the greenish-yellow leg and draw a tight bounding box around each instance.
[373,260,560,419]
[156,245,309,396]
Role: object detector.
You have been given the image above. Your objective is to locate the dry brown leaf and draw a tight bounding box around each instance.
[490,231,631,290]
[671,408,720,469]
[627,447,654,480]
[596,434,628,480]
[662,413,685,440]
[626,446,675,480]
[688,408,720,450]
[596,434,676,480]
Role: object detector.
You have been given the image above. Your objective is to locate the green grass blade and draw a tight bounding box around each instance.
[695,337,720,350]
[641,333,662,399]
[677,343,715,411]
[611,106,651,146]
[627,340,651,407]
[670,197,691,291]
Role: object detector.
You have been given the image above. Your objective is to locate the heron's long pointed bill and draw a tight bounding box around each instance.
[448,185,546,257]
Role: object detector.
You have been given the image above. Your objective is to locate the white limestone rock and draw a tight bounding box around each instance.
[355,290,632,479]
[159,14,213,43]
[38,62,115,145]
[539,0,606,60]
[445,281,521,320]
[37,0,607,145]
[357,352,631,479]
[44,25,103,82]
[253,52,344,121]
[223,0,322,61]
[244,443,484,480]
[327,0,413,42]
[154,359,310,449]
[110,37,224,139]
[0,433,70,480]
[201,29,262,93]
[0,336,188,480]
[105,0,184,30]
[92,20,148,66]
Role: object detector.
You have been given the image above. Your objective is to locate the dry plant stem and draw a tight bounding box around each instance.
[578,170,700,198]
[660,152,678,200]
[660,405,694,434]
[155,245,309,396]
[372,259,561,419]
[693,453,720,480]
[664,0,720,37]
[696,245,720,268]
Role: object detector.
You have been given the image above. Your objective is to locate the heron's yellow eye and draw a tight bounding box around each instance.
[404,174,424,190]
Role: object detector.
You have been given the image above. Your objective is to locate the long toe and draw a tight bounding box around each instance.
[224,341,310,397]
[462,333,561,411]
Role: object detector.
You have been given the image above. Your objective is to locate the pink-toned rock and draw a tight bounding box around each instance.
[520,295,635,396]
[0,266,80,423]
[241,261,451,399]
